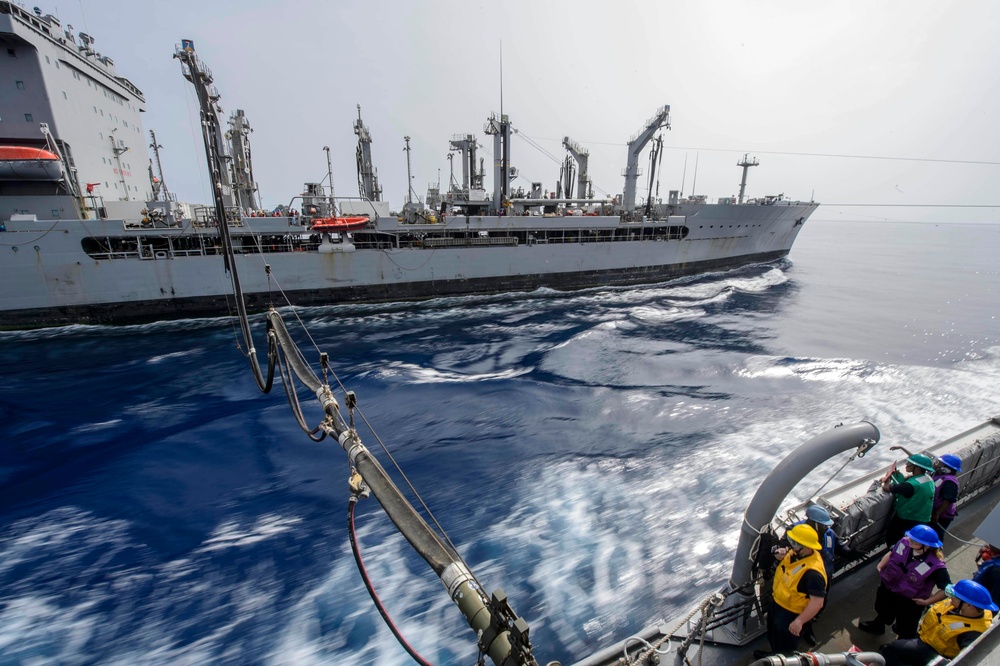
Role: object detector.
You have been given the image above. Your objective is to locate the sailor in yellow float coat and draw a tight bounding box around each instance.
[757,524,828,659]
[879,579,996,665]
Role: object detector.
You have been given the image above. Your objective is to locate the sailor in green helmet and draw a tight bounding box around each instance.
[881,453,936,548]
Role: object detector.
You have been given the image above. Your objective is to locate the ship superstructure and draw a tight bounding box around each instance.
[0,2,150,218]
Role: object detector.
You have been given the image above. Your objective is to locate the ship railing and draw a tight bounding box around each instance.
[171,248,207,258]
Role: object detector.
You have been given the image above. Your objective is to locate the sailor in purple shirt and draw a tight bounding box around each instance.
[859,525,951,639]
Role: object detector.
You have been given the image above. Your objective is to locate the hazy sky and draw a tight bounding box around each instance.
[41,0,1000,223]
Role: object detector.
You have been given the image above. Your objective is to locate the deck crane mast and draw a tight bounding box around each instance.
[354,105,382,202]
[622,105,670,216]
[562,136,592,200]
[227,109,260,213]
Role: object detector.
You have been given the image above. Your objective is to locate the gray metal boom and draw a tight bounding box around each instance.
[622,105,670,213]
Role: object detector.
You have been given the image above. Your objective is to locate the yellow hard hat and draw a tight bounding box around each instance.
[786,524,822,551]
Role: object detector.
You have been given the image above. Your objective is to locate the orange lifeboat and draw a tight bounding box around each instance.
[0,145,62,181]
[310,216,369,232]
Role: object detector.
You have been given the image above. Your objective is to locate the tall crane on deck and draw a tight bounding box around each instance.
[622,105,670,215]
[354,105,382,202]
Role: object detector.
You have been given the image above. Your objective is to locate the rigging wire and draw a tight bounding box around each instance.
[817,203,1000,208]
[351,405,469,563]
[518,136,1000,166]
[513,132,612,196]
[514,131,563,165]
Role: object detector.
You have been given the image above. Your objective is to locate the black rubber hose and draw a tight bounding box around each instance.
[350,447,456,576]
[273,340,325,441]
[268,311,321,393]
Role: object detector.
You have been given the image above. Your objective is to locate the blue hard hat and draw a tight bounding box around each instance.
[947,580,999,612]
[806,505,834,526]
[938,454,962,473]
[905,524,943,549]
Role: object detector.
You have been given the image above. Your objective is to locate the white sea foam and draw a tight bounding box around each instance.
[371,360,533,383]
[629,305,706,323]
[70,418,123,434]
[198,515,303,553]
[147,350,197,364]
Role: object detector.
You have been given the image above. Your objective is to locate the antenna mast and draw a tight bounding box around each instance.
[690,151,700,199]
[324,145,335,213]
[403,136,417,205]
[149,129,169,200]
[499,40,503,122]
[737,153,759,204]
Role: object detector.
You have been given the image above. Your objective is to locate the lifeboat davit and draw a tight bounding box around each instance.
[0,146,63,181]
[310,216,369,232]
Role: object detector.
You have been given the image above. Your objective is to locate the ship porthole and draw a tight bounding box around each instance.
[11,246,18,253]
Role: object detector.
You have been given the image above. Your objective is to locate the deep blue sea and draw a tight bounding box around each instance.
[1,219,998,665]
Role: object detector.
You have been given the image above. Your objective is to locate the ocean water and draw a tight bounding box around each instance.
[1,219,998,665]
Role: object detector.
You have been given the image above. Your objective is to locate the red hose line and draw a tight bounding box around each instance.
[348,500,435,666]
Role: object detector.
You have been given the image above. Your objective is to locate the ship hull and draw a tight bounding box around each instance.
[0,202,815,329]
[0,248,790,329]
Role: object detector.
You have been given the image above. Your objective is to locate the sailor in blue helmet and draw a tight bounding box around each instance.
[931,454,962,540]
[800,504,856,578]
[859,524,952,639]
[881,453,936,549]
[878,579,996,665]
[792,505,855,646]
[973,544,1000,607]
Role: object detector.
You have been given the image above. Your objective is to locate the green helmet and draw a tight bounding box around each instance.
[907,453,935,473]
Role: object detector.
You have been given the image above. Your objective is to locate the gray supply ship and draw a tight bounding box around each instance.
[0,1,816,330]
